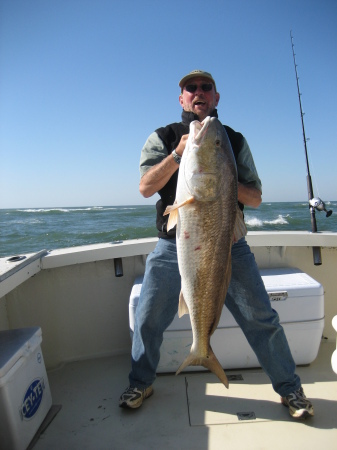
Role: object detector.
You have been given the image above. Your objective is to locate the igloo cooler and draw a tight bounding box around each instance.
[0,327,52,450]
[129,268,324,372]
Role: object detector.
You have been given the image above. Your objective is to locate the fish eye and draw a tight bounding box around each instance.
[215,139,221,146]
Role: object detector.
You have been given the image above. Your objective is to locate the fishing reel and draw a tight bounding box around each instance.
[309,197,333,218]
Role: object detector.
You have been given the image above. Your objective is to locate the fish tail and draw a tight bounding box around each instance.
[176,348,229,388]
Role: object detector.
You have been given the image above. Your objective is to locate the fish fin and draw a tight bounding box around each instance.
[167,209,178,231]
[163,201,177,216]
[163,196,195,216]
[176,346,229,388]
[233,205,247,243]
[164,196,195,232]
[178,291,189,317]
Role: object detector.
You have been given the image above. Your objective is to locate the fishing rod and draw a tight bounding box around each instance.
[290,31,332,265]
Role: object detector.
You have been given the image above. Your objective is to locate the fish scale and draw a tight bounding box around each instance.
[164,116,247,387]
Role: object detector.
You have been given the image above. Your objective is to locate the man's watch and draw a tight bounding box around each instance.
[172,149,182,164]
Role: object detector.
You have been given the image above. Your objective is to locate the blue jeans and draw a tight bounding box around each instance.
[129,237,301,397]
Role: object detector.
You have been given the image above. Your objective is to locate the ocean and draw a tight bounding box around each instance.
[1,202,336,258]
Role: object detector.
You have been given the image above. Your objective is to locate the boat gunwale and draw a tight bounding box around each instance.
[40,231,337,269]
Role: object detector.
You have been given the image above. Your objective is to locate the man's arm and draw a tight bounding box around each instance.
[238,182,262,208]
[236,136,262,208]
[139,134,188,198]
[139,156,179,198]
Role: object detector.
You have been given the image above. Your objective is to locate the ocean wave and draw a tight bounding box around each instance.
[246,214,289,227]
[1,203,336,258]
[18,208,70,213]
[264,215,289,225]
[245,217,263,227]
[17,206,137,213]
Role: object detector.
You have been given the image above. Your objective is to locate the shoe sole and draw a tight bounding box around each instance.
[281,399,314,419]
[119,387,153,409]
[290,409,313,419]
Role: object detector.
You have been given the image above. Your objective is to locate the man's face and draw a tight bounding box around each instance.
[179,76,220,121]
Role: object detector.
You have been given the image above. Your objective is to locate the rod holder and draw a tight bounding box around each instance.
[114,258,123,277]
[312,246,322,266]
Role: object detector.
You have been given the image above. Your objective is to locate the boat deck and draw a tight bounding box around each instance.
[32,340,337,450]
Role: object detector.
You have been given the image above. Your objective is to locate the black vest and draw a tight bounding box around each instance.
[155,110,244,238]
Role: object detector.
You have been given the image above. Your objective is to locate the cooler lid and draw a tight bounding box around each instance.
[260,268,324,298]
[0,327,42,378]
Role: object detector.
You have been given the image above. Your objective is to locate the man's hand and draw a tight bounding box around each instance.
[175,134,189,157]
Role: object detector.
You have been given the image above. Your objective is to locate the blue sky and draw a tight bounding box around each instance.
[1,0,336,208]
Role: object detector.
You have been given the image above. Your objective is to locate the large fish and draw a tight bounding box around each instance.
[164,116,246,388]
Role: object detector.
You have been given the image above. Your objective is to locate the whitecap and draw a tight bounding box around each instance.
[19,208,70,213]
[245,217,263,227]
[264,215,289,225]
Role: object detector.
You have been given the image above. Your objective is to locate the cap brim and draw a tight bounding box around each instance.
[179,73,216,90]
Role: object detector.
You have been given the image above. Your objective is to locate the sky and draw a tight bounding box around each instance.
[1,0,336,208]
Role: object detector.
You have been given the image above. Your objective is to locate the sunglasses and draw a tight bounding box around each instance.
[184,83,213,93]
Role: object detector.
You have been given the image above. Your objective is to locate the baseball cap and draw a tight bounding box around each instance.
[179,70,217,91]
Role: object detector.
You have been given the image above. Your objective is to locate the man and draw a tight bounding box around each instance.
[119,70,314,419]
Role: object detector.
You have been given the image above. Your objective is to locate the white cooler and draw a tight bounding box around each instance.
[0,327,52,450]
[129,268,324,372]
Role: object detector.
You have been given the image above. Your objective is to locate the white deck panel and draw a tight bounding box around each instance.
[32,340,337,450]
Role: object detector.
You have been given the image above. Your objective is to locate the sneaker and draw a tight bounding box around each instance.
[281,387,314,419]
[119,385,153,409]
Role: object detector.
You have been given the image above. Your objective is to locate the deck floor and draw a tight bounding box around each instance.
[33,340,337,450]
